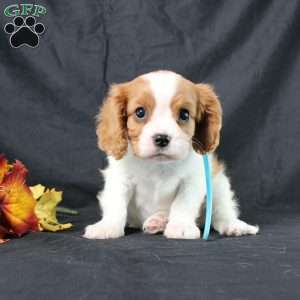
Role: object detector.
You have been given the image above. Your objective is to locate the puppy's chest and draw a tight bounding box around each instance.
[128,173,180,223]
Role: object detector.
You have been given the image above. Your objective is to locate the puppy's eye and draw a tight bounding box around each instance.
[135,107,146,119]
[179,108,189,121]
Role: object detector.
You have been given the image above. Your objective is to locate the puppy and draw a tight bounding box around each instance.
[84,70,259,239]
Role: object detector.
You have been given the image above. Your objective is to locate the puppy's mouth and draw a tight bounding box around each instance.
[148,153,174,161]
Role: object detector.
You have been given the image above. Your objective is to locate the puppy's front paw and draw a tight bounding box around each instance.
[143,212,168,234]
[83,221,124,239]
[215,219,259,237]
[164,222,201,239]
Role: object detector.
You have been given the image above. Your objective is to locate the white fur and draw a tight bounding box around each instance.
[212,172,259,236]
[138,71,191,160]
[84,71,259,239]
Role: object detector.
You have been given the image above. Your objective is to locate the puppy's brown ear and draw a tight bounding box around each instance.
[96,84,128,160]
[193,84,222,154]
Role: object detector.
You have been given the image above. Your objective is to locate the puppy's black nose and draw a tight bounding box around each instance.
[153,134,170,148]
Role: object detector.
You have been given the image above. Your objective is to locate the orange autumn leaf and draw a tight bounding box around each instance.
[0,160,39,236]
[0,154,10,183]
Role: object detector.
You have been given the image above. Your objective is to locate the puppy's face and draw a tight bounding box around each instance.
[97,71,222,161]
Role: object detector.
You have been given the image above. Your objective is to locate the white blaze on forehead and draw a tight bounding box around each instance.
[141,70,182,137]
[137,71,190,159]
[141,71,179,108]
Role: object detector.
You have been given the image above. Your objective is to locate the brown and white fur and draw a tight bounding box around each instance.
[84,70,259,239]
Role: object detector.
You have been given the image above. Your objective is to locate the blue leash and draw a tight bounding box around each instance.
[202,154,213,240]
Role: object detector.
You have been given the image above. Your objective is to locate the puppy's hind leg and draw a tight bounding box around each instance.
[212,171,259,237]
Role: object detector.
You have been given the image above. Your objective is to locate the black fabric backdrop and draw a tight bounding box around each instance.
[0,1,299,299]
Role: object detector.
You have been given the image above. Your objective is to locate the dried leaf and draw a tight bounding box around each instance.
[0,154,10,183]
[0,160,39,236]
[30,184,46,200]
[35,189,72,232]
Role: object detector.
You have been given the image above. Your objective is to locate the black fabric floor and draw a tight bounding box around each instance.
[1,202,300,300]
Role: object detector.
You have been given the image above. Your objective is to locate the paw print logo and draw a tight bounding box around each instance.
[4,16,45,48]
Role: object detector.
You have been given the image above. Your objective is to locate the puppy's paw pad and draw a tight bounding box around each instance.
[83,222,124,239]
[164,222,201,239]
[217,219,259,237]
[143,214,168,234]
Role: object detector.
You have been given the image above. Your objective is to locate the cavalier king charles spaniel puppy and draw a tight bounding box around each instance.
[84,70,259,239]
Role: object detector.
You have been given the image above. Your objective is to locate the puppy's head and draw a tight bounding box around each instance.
[97,71,222,161]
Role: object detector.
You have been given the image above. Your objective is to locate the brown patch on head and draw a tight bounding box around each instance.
[170,77,222,154]
[171,79,198,138]
[126,78,155,156]
[193,84,222,153]
[96,78,154,159]
[96,83,128,159]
